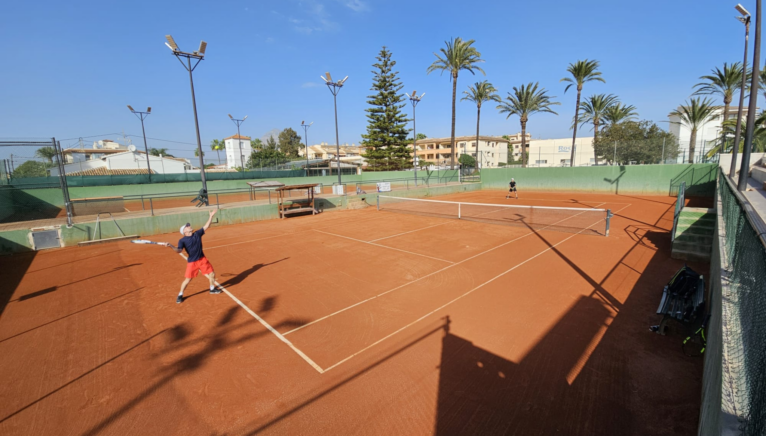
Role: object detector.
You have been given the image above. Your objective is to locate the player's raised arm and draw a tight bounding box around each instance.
[203,209,217,231]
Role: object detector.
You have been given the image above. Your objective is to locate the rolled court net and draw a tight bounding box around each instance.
[377,195,611,236]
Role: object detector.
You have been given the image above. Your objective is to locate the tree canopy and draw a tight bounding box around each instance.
[13,160,48,178]
[278,128,303,157]
[361,46,411,171]
[594,120,678,165]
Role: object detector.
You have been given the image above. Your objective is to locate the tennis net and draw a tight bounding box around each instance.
[377,195,612,236]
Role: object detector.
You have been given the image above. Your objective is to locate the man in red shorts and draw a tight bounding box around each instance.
[162,209,222,303]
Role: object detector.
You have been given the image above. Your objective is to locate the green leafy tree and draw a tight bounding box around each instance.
[13,160,48,178]
[708,111,766,156]
[361,46,411,171]
[427,37,485,169]
[603,103,639,126]
[497,82,560,167]
[669,97,719,163]
[265,136,278,151]
[458,153,476,167]
[250,138,263,150]
[35,147,57,164]
[575,94,619,164]
[247,147,287,168]
[210,139,225,165]
[561,59,605,166]
[462,80,501,164]
[596,120,678,165]
[194,148,205,158]
[277,128,303,157]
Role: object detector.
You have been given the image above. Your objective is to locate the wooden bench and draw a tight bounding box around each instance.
[653,265,705,335]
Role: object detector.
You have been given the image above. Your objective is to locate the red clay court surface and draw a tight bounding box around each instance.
[0,190,707,435]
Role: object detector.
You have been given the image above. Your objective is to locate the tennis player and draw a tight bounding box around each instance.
[161,209,222,304]
[506,178,518,199]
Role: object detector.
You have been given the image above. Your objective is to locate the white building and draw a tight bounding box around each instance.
[668,106,754,153]
[524,137,596,167]
[50,150,192,176]
[224,134,252,169]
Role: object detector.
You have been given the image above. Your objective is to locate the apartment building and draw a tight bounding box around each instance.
[411,136,510,168]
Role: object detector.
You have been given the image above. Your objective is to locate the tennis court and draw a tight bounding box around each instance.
[0,190,706,435]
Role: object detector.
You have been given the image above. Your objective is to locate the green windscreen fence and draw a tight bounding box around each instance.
[707,170,766,435]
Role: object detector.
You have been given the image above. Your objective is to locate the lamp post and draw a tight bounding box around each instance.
[127,105,153,181]
[320,72,347,185]
[228,114,248,170]
[301,121,313,176]
[732,4,752,178]
[405,91,425,186]
[165,35,209,205]
[739,0,761,191]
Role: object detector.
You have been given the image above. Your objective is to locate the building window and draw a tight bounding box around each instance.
[560,159,570,165]
[536,160,547,164]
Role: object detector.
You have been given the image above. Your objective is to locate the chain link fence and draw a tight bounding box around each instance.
[704,170,766,435]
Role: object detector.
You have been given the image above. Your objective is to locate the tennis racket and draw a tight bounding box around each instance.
[131,240,175,249]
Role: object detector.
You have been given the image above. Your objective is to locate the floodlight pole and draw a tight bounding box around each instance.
[229,116,247,170]
[323,74,346,185]
[732,8,751,178]
[739,0,761,191]
[301,122,313,176]
[407,92,425,186]
[167,37,209,205]
[128,107,153,181]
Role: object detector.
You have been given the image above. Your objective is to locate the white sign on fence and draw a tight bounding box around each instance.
[376,182,391,192]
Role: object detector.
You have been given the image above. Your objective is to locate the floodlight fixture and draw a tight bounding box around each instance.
[228,114,233,119]
[325,72,333,82]
[339,76,348,85]
[198,41,207,56]
[165,35,179,51]
[126,104,153,180]
[243,115,248,121]
[736,3,751,17]
[320,75,328,83]
[322,71,347,184]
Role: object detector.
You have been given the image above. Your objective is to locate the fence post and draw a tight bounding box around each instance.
[150,198,154,216]
[605,209,612,237]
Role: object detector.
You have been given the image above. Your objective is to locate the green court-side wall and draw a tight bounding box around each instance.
[0,180,477,254]
[2,169,461,210]
[481,164,717,196]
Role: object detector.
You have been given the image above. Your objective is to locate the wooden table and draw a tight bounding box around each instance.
[275,184,319,219]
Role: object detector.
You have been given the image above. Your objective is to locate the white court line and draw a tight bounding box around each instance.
[369,222,451,242]
[313,229,454,264]
[321,202,632,373]
[175,252,324,373]
[283,202,608,336]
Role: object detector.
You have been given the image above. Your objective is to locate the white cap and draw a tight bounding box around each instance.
[179,223,191,235]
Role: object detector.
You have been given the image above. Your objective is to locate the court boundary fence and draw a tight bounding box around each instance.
[671,181,686,242]
[699,170,766,436]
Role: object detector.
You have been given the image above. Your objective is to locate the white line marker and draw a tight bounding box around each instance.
[175,252,324,373]
[284,202,608,336]
[313,229,454,264]
[321,202,632,372]
[369,222,451,242]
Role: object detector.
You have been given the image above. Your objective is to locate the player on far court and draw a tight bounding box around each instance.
[161,209,222,304]
[506,178,518,199]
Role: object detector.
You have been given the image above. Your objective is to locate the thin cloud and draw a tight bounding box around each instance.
[302,82,320,88]
[287,0,338,34]
[341,0,368,12]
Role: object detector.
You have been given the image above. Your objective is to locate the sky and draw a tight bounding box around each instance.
[0,0,760,162]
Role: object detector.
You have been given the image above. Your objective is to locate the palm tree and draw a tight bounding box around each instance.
[669,97,719,163]
[693,63,745,140]
[561,59,605,166]
[461,81,500,167]
[427,37,485,169]
[497,82,560,167]
[149,147,174,157]
[575,94,619,165]
[210,139,225,166]
[35,146,57,164]
[759,68,766,102]
[603,103,638,126]
[194,148,205,158]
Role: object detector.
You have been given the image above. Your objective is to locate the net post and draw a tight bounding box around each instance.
[377,195,380,211]
[605,209,612,237]
[458,202,461,219]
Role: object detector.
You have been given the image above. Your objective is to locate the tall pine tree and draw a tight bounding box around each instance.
[361,47,411,171]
